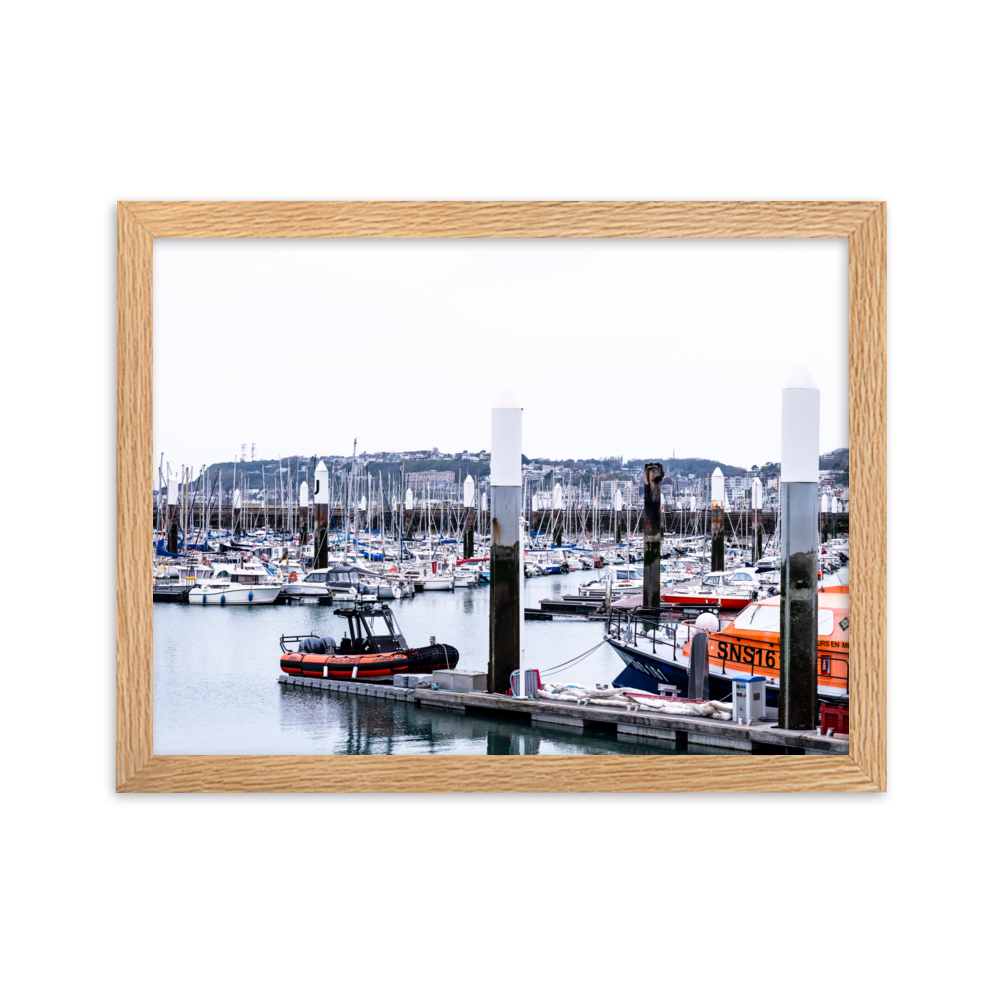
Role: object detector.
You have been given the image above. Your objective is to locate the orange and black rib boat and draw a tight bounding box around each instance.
[279,602,459,681]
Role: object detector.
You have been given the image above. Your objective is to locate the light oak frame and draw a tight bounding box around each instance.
[117,201,886,792]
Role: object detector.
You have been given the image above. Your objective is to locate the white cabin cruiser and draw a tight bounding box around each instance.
[188,564,282,605]
[577,568,645,598]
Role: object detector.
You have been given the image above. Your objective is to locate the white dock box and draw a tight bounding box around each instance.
[732,676,767,724]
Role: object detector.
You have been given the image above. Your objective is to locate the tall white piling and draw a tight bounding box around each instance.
[779,366,820,730]
[298,480,309,545]
[463,474,475,558]
[752,476,763,561]
[166,474,179,553]
[232,486,242,536]
[552,482,564,547]
[711,466,725,571]
[314,460,329,569]
[489,390,523,696]
[643,464,663,607]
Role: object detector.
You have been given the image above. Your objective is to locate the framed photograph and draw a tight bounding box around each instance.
[115,201,888,791]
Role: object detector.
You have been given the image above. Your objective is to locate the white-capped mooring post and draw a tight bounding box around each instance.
[779,366,820,730]
[314,460,329,570]
[711,466,725,572]
[752,475,763,562]
[489,390,524,696]
[463,474,475,559]
[643,463,663,608]
[298,480,309,547]
[166,473,179,554]
[232,486,242,536]
[517,512,528,699]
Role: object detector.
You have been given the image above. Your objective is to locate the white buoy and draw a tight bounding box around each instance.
[695,612,720,633]
[711,467,724,506]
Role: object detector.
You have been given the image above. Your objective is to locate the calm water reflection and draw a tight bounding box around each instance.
[154,572,727,755]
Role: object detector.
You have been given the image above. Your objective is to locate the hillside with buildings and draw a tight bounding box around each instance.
[155,447,849,509]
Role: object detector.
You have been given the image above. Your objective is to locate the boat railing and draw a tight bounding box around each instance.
[279,633,320,654]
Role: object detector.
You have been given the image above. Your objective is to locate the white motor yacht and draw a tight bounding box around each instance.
[188,564,282,605]
[577,567,645,598]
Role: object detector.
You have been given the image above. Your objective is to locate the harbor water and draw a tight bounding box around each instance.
[154,573,731,755]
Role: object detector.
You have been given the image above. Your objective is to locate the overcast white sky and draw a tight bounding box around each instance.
[153,239,847,475]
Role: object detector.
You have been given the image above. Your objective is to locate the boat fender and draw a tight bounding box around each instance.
[695,612,720,633]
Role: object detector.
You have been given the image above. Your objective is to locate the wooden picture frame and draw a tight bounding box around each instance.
[118,201,886,792]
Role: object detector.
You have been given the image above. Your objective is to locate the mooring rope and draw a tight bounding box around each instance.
[540,638,608,676]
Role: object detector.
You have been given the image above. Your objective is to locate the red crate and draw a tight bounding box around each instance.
[820,702,849,735]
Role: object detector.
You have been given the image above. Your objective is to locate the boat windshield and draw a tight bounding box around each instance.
[362,608,408,649]
[732,605,835,636]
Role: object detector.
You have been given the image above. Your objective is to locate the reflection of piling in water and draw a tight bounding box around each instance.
[643,463,663,607]
[779,367,820,731]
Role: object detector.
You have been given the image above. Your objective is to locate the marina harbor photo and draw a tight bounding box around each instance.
[153,239,850,757]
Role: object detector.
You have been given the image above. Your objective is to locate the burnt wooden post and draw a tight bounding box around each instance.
[643,463,663,607]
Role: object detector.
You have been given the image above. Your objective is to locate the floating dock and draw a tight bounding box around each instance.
[277,674,848,754]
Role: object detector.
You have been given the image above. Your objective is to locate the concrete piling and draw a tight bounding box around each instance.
[778,367,820,730]
[643,463,663,607]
